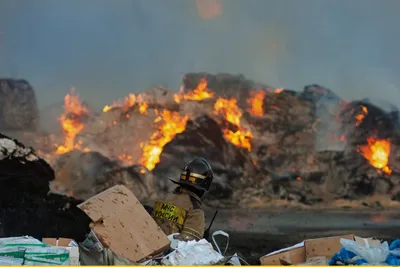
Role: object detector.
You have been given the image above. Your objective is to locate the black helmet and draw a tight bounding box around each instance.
[170,157,214,192]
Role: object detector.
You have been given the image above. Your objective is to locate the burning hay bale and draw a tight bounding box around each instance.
[152,115,255,206]
[0,132,90,241]
[9,73,400,208]
[183,72,270,107]
[76,108,156,165]
[0,79,39,131]
[53,150,157,201]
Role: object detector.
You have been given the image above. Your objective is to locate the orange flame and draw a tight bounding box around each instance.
[247,90,266,116]
[359,137,392,174]
[136,94,149,115]
[56,88,89,154]
[139,102,149,114]
[174,78,215,103]
[103,93,137,113]
[140,110,189,170]
[119,153,133,165]
[103,92,150,115]
[214,97,252,151]
[274,88,284,94]
[355,105,368,126]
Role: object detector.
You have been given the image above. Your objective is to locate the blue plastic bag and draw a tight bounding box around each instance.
[329,248,368,265]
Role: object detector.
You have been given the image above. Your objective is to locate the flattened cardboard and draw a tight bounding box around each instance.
[354,236,382,247]
[295,256,327,266]
[260,234,357,265]
[42,238,74,247]
[78,185,170,263]
[304,234,354,258]
[260,246,306,265]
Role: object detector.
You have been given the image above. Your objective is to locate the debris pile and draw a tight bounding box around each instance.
[53,150,156,201]
[260,234,400,266]
[0,133,91,241]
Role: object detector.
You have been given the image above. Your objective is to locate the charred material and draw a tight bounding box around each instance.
[184,73,270,107]
[0,133,90,241]
[54,151,156,201]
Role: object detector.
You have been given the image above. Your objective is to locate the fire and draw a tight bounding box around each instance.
[102,92,150,115]
[56,88,89,154]
[139,102,148,114]
[103,94,136,113]
[137,94,149,114]
[174,78,214,103]
[214,97,252,151]
[140,110,189,170]
[355,105,368,126]
[247,90,266,116]
[119,153,133,165]
[274,88,284,94]
[359,137,392,174]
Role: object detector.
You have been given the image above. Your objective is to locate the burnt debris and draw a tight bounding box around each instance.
[0,133,90,241]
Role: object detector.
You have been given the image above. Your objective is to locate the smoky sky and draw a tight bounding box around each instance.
[1,0,400,111]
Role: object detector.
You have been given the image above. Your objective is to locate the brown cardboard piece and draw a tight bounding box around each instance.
[354,236,382,247]
[295,256,328,266]
[78,185,170,263]
[42,238,74,247]
[260,244,306,265]
[260,234,356,266]
[305,234,354,258]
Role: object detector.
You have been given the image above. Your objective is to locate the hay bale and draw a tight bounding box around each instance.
[0,79,39,131]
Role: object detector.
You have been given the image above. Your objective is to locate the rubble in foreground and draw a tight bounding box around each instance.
[0,133,91,241]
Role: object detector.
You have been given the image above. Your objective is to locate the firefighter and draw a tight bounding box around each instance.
[151,157,213,241]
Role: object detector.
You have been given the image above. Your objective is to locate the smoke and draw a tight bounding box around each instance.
[1,0,400,113]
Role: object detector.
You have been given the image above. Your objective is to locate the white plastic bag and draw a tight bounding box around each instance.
[340,238,390,264]
[167,233,180,250]
[212,230,229,256]
[225,253,241,266]
[161,239,223,265]
[212,231,241,265]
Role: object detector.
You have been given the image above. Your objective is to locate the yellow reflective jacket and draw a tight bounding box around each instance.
[152,187,204,241]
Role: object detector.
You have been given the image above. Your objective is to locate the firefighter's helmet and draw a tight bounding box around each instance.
[170,157,214,192]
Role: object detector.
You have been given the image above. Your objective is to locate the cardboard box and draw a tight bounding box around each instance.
[42,238,80,265]
[260,234,355,266]
[260,242,306,265]
[78,185,170,263]
[354,236,381,247]
[305,234,354,258]
[42,238,75,247]
[295,256,327,266]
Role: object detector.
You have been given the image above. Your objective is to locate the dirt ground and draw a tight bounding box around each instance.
[205,208,400,265]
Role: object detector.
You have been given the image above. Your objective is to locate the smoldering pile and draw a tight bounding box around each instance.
[3,73,400,208]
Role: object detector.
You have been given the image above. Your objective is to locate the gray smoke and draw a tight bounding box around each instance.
[0,0,400,112]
